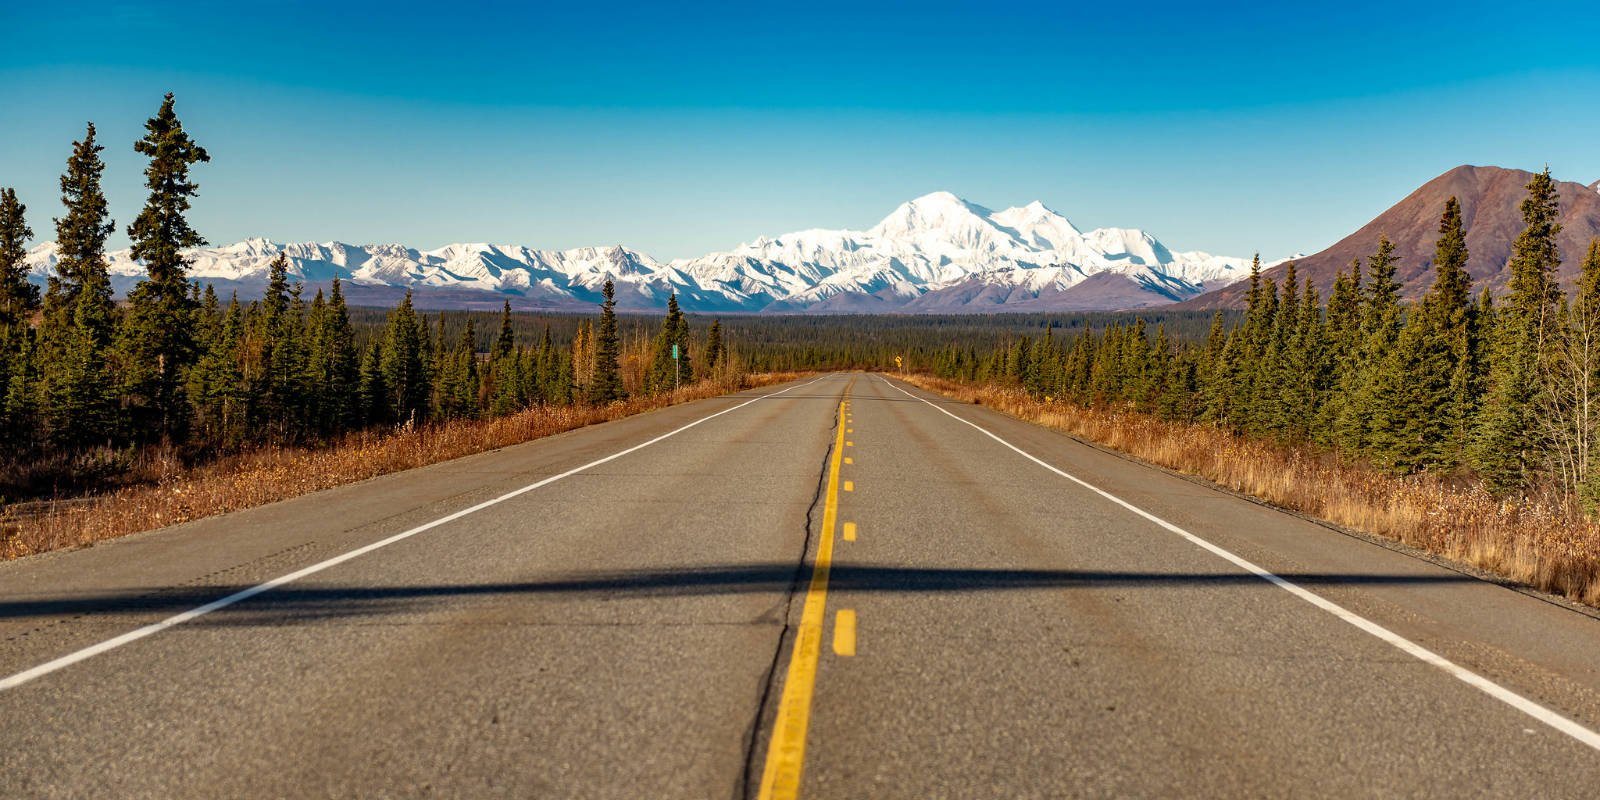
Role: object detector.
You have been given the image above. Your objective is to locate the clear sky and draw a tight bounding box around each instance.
[2,0,1598,261]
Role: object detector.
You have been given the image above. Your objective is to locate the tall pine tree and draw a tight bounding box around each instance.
[40,123,119,449]
[703,319,725,376]
[308,278,359,435]
[587,280,625,403]
[380,289,430,425]
[120,93,210,442]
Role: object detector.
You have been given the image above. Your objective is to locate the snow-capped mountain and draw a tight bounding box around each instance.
[25,192,1266,313]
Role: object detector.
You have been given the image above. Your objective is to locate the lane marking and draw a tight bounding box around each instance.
[844,481,854,492]
[843,522,857,542]
[0,376,833,693]
[846,441,854,447]
[844,457,853,465]
[833,610,857,657]
[881,376,1600,754]
[758,398,849,799]
[847,428,854,433]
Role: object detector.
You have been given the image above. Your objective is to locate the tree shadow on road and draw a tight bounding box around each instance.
[0,564,1484,626]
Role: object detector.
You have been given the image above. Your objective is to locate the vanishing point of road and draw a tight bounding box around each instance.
[4,373,1600,798]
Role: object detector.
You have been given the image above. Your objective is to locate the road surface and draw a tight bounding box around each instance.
[3,372,1600,798]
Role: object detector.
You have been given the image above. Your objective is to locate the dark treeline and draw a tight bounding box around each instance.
[0,97,725,499]
[943,170,1600,505]
[723,310,1231,373]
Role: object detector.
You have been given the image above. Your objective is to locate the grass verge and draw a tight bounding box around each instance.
[1,372,810,560]
[898,373,1600,608]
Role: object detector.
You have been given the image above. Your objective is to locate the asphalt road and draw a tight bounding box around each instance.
[3,372,1600,798]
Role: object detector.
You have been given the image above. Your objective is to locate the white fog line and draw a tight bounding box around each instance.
[881,376,1600,753]
[0,376,832,692]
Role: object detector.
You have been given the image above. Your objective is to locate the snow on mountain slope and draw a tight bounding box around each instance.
[665,192,1258,310]
[25,192,1262,313]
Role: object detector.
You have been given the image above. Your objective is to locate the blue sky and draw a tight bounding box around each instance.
[2,0,1598,260]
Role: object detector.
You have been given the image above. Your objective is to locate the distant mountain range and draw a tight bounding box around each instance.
[24,192,1265,313]
[1181,165,1600,309]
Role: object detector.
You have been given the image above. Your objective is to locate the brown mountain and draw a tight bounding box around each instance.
[1180,165,1600,309]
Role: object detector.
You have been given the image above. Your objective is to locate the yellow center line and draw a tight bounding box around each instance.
[842,522,857,542]
[832,610,857,657]
[757,391,850,800]
[844,457,853,465]
[843,481,854,492]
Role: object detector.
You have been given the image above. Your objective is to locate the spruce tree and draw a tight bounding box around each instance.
[358,338,388,426]
[0,188,36,458]
[308,278,359,435]
[1473,169,1564,492]
[1363,206,1475,474]
[0,188,39,326]
[587,280,625,404]
[1417,197,1477,470]
[703,319,724,376]
[40,123,119,449]
[1285,281,1328,442]
[1,323,39,457]
[493,300,515,360]
[429,312,447,413]
[1320,259,1361,449]
[380,290,429,425]
[438,318,479,420]
[1341,236,1404,460]
[1257,263,1301,439]
[539,325,566,405]
[1227,257,1273,434]
[672,299,691,386]
[45,124,115,314]
[1198,312,1232,425]
[120,94,210,441]
[489,346,525,417]
[485,301,520,415]
[249,254,307,440]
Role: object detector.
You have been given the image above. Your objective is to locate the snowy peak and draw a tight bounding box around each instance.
[868,191,997,242]
[990,200,1082,250]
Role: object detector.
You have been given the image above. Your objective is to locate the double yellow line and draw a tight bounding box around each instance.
[757,396,849,799]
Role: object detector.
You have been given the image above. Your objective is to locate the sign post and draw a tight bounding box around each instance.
[672,343,680,391]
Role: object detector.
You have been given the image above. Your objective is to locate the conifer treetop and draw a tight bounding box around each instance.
[129,93,210,285]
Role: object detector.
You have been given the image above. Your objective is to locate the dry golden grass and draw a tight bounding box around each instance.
[0,372,810,561]
[900,373,1600,608]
